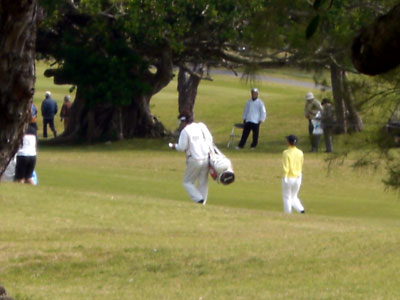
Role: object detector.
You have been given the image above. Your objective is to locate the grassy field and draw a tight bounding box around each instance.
[1,62,400,299]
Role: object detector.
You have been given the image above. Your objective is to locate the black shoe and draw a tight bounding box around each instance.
[301,210,305,214]
[197,199,204,204]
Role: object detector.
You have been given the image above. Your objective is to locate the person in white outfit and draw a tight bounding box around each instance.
[169,111,213,205]
[15,123,37,185]
[282,135,305,214]
[236,88,267,149]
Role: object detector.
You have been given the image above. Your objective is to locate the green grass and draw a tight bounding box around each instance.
[1,63,400,300]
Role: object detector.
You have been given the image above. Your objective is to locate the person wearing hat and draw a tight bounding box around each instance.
[282,134,305,214]
[41,91,58,138]
[304,92,322,152]
[321,98,335,152]
[169,110,214,205]
[236,88,267,149]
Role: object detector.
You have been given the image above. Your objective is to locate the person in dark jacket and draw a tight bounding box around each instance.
[321,98,336,152]
[41,91,58,138]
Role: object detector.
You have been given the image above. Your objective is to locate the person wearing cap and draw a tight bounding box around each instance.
[169,111,214,205]
[236,88,267,149]
[282,134,305,214]
[321,98,335,152]
[41,91,58,138]
[304,92,322,152]
[60,95,72,130]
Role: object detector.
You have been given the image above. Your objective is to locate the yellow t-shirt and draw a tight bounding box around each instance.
[282,146,304,178]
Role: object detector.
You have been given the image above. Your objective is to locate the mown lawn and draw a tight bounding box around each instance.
[1,62,399,300]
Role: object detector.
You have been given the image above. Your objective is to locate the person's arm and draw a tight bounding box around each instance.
[260,101,267,123]
[242,101,249,122]
[304,102,310,119]
[316,100,323,111]
[175,129,189,152]
[282,151,290,181]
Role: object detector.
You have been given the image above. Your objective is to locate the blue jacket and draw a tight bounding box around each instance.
[41,97,58,119]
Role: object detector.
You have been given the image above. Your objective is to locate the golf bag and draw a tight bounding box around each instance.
[208,145,235,185]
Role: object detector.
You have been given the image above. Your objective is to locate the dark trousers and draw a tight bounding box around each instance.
[43,118,57,138]
[308,119,321,152]
[15,155,36,180]
[238,122,260,148]
[324,127,334,152]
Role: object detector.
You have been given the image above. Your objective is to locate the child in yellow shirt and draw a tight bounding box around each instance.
[282,135,305,214]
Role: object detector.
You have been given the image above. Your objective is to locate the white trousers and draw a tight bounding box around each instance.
[282,176,305,214]
[183,157,209,204]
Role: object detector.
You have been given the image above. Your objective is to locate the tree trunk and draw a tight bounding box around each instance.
[52,92,169,144]
[330,63,347,134]
[177,64,204,115]
[343,74,363,132]
[0,0,38,178]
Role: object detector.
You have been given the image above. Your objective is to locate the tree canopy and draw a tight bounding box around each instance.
[36,0,266,141]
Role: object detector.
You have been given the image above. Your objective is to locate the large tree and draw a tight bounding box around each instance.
[351,1,400,190]
[37,0,263,143]
[248,0,398,134]
[0,0,39,177]
[352,2,400,75]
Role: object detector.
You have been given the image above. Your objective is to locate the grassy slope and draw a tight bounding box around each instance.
[1,63,400,300]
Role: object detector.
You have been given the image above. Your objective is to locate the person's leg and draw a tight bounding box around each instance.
[291,176,305,213]
[183,158,204,203]
[312,134,321,152]
[197,159,209,205]
[324,128,333,152]
[237,122,251,148]
[308,119,314,135]
[250,123,260,148]
[15,156,27,183]
[23,156,36,185]
[43,119,48,138]
[308,119,314,151]
[282,178,292,214]
[49,118,57,137]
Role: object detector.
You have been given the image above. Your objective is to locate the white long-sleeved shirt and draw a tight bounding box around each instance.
[175,122,213,160]
[242,98,267,124]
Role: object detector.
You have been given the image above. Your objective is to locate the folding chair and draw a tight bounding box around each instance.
[227,123,244,148]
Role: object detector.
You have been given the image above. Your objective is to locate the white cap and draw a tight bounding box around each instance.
[45,91,51,97]
[305,92,314,100]
[251,88,259,93]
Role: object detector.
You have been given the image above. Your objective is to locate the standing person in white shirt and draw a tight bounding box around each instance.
[236,88,267,149]
[169,111,214,205]
[15,123,37,185]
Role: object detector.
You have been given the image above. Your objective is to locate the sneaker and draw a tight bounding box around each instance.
[197,199,204,204]
[301,210,305,214]
[235,146,241,150]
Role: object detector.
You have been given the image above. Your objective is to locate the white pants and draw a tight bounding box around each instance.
[282,176,304,214]
[183,157,209,204]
